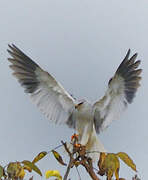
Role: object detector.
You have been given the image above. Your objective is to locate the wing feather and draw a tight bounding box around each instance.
[93,50,142,133]
[7,44,76,125]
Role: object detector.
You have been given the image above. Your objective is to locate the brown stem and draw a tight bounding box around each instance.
[61,141,72,157]
[61,141,74,180]
[80,158,101,180]
[63,158,73,180]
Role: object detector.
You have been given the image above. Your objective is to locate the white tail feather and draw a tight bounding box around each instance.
[85,126,107,161]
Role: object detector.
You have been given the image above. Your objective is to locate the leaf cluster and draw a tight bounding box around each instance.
[0,152,45,180]
[98,152,137,180]
[0,134,139,180]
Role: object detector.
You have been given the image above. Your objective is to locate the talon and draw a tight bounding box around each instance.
[74,143,81,148]
[71,133,79,141]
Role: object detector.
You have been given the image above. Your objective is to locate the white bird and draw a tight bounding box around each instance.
[7,44,142,160]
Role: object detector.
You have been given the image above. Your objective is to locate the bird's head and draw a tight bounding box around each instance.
[75,99,86,109]
[75,100,91,111]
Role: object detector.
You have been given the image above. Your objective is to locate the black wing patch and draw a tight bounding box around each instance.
[7,44,40,93]
[115,49,142,103]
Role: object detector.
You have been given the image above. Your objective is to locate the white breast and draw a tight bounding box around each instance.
[75,102,94,145]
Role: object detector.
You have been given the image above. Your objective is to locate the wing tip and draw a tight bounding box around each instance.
[114,49,142,104]
[125,49,131,59]
[7,43,16,53]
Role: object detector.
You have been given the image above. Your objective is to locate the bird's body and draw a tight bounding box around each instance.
[7,44,142,161]
[75,102,94,145]
[75,101,105,150]
[68,101,106,159]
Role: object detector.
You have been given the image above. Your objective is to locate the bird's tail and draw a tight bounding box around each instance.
[85,126,107,162]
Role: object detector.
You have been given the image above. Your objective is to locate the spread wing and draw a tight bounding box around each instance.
[7,44,76,126]
[93,49,142,133]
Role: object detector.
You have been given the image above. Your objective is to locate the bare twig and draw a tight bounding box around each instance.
[63,158,73,180]
[61,141,74,180]
[76,166,81,180]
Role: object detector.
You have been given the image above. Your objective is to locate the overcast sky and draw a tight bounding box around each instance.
[0,0,148,179]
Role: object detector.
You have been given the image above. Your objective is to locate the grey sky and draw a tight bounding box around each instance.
[0,0,147,179]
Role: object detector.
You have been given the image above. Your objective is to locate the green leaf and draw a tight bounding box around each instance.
[104,153,120,180]
[0,165,4,178]
[98,152,106,176]
[52,150,66,166]
[116,152,137,172]
[45,170,62,180]
[32,151,47,164]
[22,160,42,176]
[7,162,22,178]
